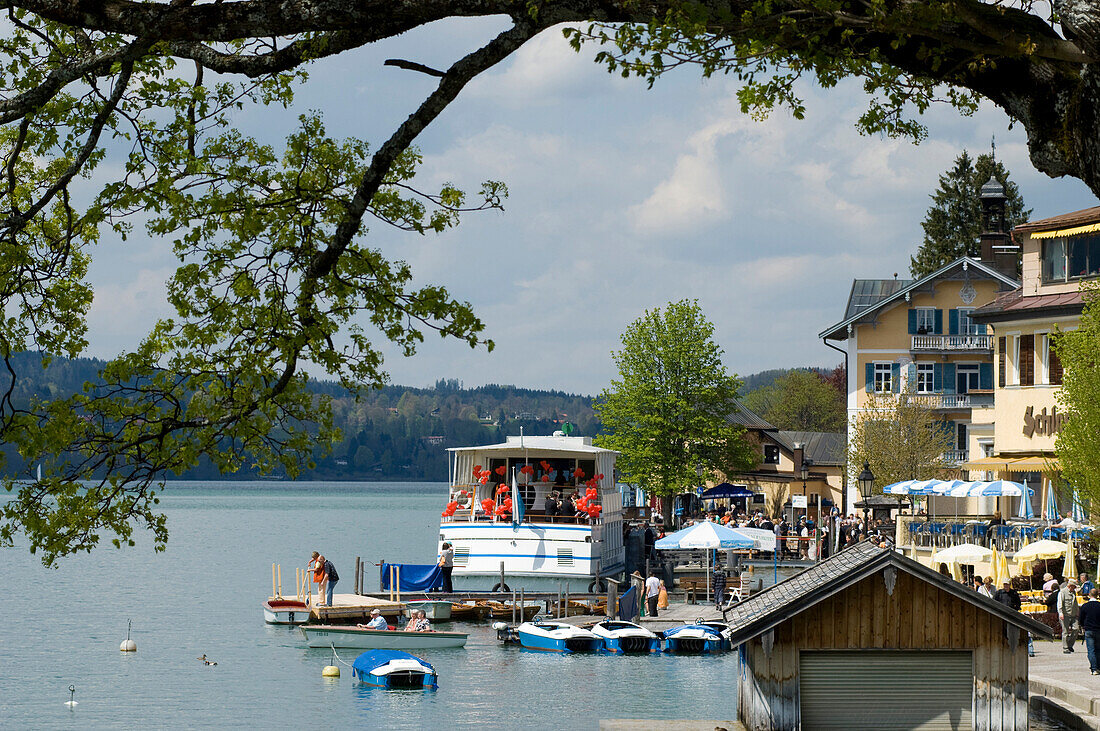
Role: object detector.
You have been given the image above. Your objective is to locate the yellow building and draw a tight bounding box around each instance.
[970,204,1098,514]
[820,180,1021,510]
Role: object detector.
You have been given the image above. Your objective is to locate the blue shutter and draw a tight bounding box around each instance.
[933,363,942,392]
[865,362,874,393]
[943,364,956,394]
[908,309,917,335]
[891,363,900,393]
[980,363,993,390]
[978,322,988,334]
[934,309,944,335]
[948,309,959,335]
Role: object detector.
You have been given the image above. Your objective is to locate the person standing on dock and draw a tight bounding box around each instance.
[323,556,339,607]
[1059,577,1080,654]
[645,572,661,617]
[1079,588,1100,675]
[310,552,327,607]
[438,542,454,593]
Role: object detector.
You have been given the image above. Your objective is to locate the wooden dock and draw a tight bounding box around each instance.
[311,593,406,623]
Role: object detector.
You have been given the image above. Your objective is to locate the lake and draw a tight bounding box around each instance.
[1,481,741,729]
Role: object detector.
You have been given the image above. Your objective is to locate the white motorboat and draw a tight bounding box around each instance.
[403,600,452,620]
[662,623,728,654]
[262,598,310,625]
[300,624,467,649]
[589,620,661,653]
[352,650,438,689]
[440,435,624,591]
[514,620,602,653]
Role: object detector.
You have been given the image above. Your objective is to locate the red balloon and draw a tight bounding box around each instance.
[574,468,585,479]
[495,465,507,475]
[540,475,550,483]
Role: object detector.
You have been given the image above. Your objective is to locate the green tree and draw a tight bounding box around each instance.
[594,300,755,526]
[909,151,1031,278]
[1056,281,1100,503]
[743,369,845,432]
[847,390,955,491]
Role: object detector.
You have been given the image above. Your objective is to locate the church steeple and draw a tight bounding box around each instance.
[977,143,1018,278]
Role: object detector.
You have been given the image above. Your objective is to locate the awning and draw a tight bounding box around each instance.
[957,455,1059,473]
[1031,222,1100,239]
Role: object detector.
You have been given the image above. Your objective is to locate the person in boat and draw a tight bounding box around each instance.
[405,608,432,632]
[360,608,388,630]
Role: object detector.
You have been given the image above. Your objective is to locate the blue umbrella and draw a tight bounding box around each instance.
[655,521,755,550]
[1018,480,1036,519]
[967,480,1028,497]
[1073,489,1087,524]
[1045,486,1060,522]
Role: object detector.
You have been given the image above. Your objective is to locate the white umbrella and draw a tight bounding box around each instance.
[935,542,992,564]
[655,521,754,603]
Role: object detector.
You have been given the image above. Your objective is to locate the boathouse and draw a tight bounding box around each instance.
[727,541,1052,730]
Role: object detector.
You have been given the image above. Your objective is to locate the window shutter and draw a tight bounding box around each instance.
[933,363,942,392]
[978,322,988,335]
[865,362,874,393]
[979,363,993,390]
[1020,335,1035,386]
[943,364,956,394]
[891,363,900,393]
[1050,340,1064,385]
[934,309,944,334]
[998,337,1006,387]
[908,309,917,335]
[948,309,959,336]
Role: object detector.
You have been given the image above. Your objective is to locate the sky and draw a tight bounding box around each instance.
[83,17,1099,396]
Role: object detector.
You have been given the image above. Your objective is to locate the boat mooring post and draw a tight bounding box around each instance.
[499,561,505,594]
[511,589,516,624]
[520,587,525,623]
[564,582,569,618]
[360,562,365,597]
[354,557,361,595]
[557,582,562,618]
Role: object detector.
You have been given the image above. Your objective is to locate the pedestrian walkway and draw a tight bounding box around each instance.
[1031,639,1100,728]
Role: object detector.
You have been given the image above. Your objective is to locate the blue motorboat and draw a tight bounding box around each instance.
[661,624,727,654]
[589,620,661,653]
[351,650,438,689]
[515,620,602,653]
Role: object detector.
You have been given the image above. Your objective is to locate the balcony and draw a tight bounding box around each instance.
[911,334,993,352]
[900,393,993,410]
[942,450,969,465]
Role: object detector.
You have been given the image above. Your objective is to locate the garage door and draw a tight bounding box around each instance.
[800,650,973,730]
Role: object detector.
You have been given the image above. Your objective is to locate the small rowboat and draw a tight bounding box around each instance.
[449,602,489,621]
[352,650,438,690]
[662,624,727,654]
[590,620,661,653]
[515,620,602,653]
[262,598,310,625]
[300,624,467,650]
[479,600,541,621]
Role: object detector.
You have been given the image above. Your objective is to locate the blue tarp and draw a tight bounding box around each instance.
[380,563,442,592]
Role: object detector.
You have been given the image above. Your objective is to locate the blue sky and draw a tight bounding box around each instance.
[83,19,1099,396]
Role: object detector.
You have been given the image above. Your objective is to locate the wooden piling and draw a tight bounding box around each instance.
[354,556,361,595]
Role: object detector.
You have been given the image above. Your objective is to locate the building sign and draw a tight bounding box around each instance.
[792,495,808,509]
[1022,406,1066,438]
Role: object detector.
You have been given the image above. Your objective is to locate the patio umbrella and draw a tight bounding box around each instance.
[994,548,1012,586]
[1016,533,1034,579]
[1015,539,1067,563]
[655,521,754,602]
[949,560,964,583]
[1065,537,1078,582]
[936,542,993,564]
[1044,486,1060,522]
[1018,480,1036,520]
[730,527,777,553]
[967,480,1027,497]
[1072,489,1087,524]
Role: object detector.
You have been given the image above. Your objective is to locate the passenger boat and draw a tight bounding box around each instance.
[441,435,624,591]
[661,624,728,654]
[514,620,603,653]
[402,600,452,620]
[352,650,438,690]
[262,598,310,625]
[589,620,661,653]
[300,624,468,649]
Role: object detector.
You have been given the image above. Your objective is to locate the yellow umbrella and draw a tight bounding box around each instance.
[1015,539,1067,562]
[990,546,1004,586]
[1065,537,1078,582]
[949,560,964,583]
[929,545,940,574]
[996,549,1011,585]
[1017,533,1034,577]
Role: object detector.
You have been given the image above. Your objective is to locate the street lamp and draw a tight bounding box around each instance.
[857,461,875,534]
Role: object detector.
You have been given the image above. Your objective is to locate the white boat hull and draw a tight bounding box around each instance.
[300,625,467,649]
[402,600,452,620]
[263,599,310,625]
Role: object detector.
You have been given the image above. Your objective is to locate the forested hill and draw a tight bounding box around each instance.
[0,353,828,481]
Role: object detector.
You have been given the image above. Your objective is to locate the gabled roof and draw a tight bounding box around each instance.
[1014,205,1100,235]
[843,278,912,321]
[722,541,1053,648]
[725,398,777,431]
[775,431,845,466]
[819,257,1020,341]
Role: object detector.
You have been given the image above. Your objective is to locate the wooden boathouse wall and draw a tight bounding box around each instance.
[736,567,1029,731]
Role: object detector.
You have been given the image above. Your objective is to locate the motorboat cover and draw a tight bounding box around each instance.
[352,650,435,678]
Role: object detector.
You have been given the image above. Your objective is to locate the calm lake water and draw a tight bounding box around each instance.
[1,482,741,729]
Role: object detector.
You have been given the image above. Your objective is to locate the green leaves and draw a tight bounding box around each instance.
[1056,281,1100,504]
[593,300,755,520]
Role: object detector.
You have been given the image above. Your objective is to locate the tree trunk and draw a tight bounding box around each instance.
[661,494,672,528]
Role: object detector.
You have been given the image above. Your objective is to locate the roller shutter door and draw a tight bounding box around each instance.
[800,650,972,730]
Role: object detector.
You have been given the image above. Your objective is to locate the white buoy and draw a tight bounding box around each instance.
[64,684,77,708]
[322,665,340,678]
[120,618,137,652]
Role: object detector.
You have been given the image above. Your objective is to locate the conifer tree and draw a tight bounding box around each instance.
[909,151,1030,278]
